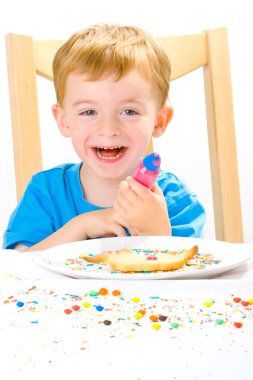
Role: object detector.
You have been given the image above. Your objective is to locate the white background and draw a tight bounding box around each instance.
[0,0,252,244]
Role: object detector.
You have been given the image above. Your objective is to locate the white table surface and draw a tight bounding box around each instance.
[1,243,253,380]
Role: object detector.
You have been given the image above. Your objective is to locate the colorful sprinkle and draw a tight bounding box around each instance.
[103,320,112,326]
[234,322,243,328]
[134,313,143,320]
[89,290,99,297]
[72,305,81,311]
[171,322,180,329]
[64,309,72,315]
[204,301,213,307]
[149,315,159,322]
[132,297,140,303]
[158,315,168,321]
[146,255,158,260]
[152,323,161,330]
[112,290,121,296]
[16,301,25,308]
[99,288,108,295]
[82,302,91,308]
[215,319,225,325]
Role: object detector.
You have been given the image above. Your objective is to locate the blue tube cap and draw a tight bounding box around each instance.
[143,153,161,171]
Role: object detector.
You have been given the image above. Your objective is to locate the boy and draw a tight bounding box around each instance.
[3,24,205,251]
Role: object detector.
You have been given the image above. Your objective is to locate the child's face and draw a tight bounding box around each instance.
[53,69,170,181]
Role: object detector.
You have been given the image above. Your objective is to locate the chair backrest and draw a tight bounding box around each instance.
[5,28,244,243]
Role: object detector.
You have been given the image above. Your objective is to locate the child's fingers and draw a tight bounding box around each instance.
[111,222,127,237]
[118,180,139,205]
[150,182,163,194]
[126,176,155,199]
[113,212,138,236]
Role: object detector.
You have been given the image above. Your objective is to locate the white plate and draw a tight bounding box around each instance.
[37,236,251,280]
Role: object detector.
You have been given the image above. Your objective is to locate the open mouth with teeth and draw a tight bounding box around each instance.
[92,146,127,161]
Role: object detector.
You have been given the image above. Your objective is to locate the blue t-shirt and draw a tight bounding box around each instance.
[3,163,205,249]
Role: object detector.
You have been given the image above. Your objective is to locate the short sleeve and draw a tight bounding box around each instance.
[3,175,55,249]
[157,171,206,238]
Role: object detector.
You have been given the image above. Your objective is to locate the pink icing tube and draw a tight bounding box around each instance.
[132,152,161,189]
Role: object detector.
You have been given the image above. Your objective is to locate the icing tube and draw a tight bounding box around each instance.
[132,152,161,189]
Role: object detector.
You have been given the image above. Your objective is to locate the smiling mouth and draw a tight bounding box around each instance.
[94,146,126,160]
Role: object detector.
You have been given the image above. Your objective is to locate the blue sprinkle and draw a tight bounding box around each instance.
[96,305,104,312]
[16,301,25,307]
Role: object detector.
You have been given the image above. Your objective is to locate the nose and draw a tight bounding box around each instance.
[97,116,120,137]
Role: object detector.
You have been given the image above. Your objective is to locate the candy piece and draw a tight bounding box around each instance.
[103,320,112,325]
[82,302,91,308]
[134,313,143,320]
[152,323,161,330]
[149,315,159,322]
[234,322,243,328]
[158,315,168,322]
[89,290,99,297]
[64,309,72,315]
[16,301,25,308]
[99,287,108,295]
[215,319,225,325]
[138,309,146,316]
[112,290,121,296]
[72,305,81,311]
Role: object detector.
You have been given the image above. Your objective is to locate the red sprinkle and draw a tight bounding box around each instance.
[146,255,157,260]
[233,297,241,303]
[72,305,81,311]
[241,301,249,307]
[234,322,243,328]
[64,309,72,315]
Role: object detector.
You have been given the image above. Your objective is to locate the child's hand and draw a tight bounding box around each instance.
[78,208,129,239]
[25,208,130,252]
[113,177,171,236]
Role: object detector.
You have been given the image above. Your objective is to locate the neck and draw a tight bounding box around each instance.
[80,164,123,207]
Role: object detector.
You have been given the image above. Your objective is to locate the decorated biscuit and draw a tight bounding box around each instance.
[82,245,198,272]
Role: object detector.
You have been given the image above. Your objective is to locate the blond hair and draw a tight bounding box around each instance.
[53,24,171,106]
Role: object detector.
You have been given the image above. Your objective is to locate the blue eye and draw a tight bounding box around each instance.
[122,109,138,116]
[80,109,97,116]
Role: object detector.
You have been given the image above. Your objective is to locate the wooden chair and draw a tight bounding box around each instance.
[5,28,244,243]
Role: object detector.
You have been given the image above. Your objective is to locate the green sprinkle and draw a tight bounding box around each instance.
[89,290,98,297]
[215,319,225,325]
[171,322,180,329]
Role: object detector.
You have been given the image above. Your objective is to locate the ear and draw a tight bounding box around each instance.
[152,105,173,137]
[52,104,72,138]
